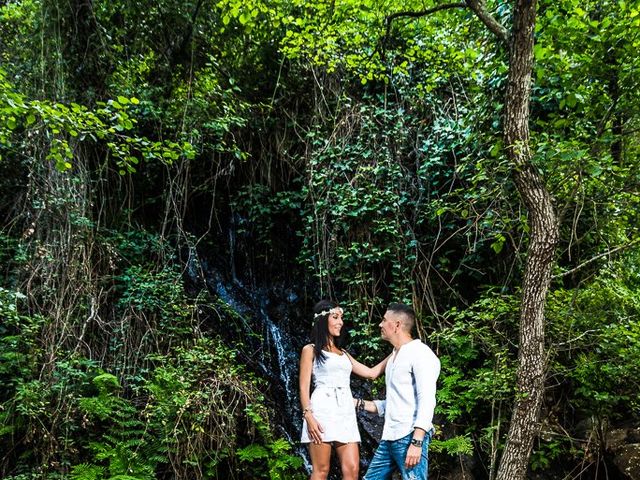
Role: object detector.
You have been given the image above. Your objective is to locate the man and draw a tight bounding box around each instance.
[363,303,440,480]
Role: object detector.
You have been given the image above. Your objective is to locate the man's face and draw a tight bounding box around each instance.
[379,310,400,341]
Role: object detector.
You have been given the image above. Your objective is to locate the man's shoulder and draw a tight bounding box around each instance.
[409,339,439,361]
[407,338,432,351]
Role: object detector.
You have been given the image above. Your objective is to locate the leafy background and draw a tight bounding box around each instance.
[1,0,639,478]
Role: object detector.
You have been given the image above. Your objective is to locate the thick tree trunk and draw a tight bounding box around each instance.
[495,1,559,479]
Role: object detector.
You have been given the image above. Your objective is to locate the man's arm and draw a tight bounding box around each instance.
[373,399,386,416]
[412,345,440,434]
[405,345,440,469]
[352,398,386,415]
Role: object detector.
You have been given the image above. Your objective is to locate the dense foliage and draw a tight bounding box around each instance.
[1,0,639,478]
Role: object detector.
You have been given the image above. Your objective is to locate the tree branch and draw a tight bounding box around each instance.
[382,2,508,56]
[465,0,509,43]
[384,3,467,43]
[553,238,640,279]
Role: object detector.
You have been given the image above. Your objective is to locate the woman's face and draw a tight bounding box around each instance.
[327,309,344,338]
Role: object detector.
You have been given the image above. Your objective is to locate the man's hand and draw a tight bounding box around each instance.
[404,444,422,469]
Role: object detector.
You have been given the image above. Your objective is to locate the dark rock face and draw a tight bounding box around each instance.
[441,456,476,480]
[607,426,640,480]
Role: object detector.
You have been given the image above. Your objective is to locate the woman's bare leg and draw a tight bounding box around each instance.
[335,442,359,480]
[308,442,333,479]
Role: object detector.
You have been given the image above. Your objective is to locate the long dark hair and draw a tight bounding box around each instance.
[310,299,347,364]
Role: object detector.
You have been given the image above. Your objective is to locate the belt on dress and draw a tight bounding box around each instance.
[315,385,349,407]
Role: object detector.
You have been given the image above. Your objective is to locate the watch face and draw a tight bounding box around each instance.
[411,439,423,447]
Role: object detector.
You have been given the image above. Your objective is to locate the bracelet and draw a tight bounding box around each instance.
[302,407,313,418]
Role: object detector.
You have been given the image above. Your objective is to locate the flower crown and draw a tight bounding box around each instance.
[313,307,343,319]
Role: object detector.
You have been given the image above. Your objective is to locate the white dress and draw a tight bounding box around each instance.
[300,350,361,444]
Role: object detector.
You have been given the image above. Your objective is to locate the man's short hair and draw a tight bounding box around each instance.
[387,303,416,332]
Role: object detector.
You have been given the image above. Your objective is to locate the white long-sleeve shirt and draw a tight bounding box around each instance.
[373,339,440,441]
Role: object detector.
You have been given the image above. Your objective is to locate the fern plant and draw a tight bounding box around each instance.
[69,463,104,480]
[236,404,304,479]
[76,373,158,479]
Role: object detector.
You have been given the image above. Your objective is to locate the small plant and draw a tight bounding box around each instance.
[237,404,304,479]
[430,435,474,456]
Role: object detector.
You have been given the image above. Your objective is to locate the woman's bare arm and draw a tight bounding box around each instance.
[299,344,323,443]
[347,352,390,380]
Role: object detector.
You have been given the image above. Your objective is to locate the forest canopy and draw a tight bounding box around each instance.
[1,0,639,479]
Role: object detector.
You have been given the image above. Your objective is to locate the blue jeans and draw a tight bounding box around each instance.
[364,430,432,480]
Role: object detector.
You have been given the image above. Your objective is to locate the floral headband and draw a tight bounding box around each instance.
[313,307,343,319]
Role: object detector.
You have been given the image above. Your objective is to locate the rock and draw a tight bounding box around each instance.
[607,426,640,480]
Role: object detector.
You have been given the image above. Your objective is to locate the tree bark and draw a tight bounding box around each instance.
[495,1,559,479]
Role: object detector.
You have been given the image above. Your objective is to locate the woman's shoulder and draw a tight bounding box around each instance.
[300,344,315,363]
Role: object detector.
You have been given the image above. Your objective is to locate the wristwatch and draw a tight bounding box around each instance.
[410,438,424,447]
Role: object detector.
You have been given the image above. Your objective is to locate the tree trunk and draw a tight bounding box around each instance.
[495,1,559,479]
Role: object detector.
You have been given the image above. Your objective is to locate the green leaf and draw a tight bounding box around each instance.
[237,444,269,461]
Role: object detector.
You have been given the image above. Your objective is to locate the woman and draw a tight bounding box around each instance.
[299,300,389,480]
